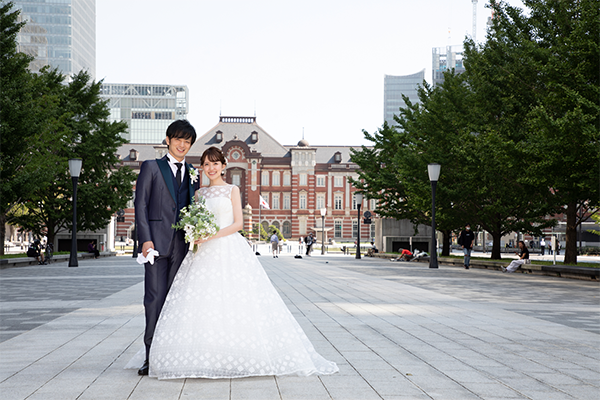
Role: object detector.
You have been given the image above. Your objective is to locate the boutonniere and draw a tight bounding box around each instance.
[189,167,199,184]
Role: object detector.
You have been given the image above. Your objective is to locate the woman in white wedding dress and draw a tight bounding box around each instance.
[146,147,338,380]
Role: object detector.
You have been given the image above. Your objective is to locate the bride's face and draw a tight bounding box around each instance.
[202,159,226,181]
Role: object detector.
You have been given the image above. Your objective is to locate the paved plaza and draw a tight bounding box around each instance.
[0,251,599,400]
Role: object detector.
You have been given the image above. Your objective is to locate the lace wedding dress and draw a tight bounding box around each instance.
[146,184,338,380]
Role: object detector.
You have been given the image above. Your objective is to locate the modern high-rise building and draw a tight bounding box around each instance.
[100,83,189,144]
[383,69,425,127]
[12,0,96,79]
[432,45,465,87]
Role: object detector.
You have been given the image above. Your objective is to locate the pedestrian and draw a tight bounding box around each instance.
[400,248,413,261]
[540,238,546,255]
[270,230,279,258]
[133,120,199,376]
[305,233,314,256]
[502,240,530,273]
[26,239,45,265]
[457,224,475,269]
[88,241,100,259]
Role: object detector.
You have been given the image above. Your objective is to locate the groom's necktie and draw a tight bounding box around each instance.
[175,163,182,189]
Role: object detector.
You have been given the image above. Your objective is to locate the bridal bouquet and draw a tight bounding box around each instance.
[172,197,219,252]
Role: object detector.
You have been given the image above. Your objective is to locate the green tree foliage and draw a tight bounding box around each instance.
[466,0,600,263]
[0,2,65,254]
[10,71,136,245]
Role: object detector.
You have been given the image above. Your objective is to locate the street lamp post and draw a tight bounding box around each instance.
[428,163,441,268]
[320,208,326,255]
[355,192,364,259]
[68,159,82,267]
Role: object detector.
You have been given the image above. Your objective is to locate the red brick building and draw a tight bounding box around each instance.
[115,116,377,243]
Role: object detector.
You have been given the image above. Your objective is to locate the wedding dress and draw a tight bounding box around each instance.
[147,184,338,380]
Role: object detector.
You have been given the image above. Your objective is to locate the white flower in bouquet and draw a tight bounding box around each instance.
[172,197,219,252]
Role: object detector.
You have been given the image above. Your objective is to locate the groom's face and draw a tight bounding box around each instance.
[166,136,192,161]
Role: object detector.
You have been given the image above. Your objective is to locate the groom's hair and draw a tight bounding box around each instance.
[166,120,197,144]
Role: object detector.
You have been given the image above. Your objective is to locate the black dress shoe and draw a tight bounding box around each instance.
[138,360,149,376]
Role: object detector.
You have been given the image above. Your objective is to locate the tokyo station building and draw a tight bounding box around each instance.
[116,116,378,243]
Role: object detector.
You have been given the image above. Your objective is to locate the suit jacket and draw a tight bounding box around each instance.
[135,155,198,255]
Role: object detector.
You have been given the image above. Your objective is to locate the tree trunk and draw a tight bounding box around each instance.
[490,230,502,259]
[564,202,578,265]
[0,213,5,256]
[441,229,451,256]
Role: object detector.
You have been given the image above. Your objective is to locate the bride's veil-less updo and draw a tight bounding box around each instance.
[201,147,227,175]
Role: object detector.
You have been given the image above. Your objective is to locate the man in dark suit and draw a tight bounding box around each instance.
[134,119,199,375]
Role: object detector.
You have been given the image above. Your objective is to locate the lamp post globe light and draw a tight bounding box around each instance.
[68,158,82,267]
[354,192,364,259]
[320,208,326,255]
[427,163,441,269]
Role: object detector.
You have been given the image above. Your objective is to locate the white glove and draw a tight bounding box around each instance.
[136,248,159,265]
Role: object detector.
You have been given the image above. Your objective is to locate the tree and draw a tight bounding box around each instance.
[0,2,65,254]
[467,0,600,263]
[10,70,136,246]
[351,72,473,256]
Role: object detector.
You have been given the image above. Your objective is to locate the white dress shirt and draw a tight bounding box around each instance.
[166,153,186,185]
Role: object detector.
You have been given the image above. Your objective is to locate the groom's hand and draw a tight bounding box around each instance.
[142,241,155,257]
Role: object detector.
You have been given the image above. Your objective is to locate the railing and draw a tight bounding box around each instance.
[220,116,256,123]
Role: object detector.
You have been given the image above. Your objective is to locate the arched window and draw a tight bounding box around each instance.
[282,221,292,238]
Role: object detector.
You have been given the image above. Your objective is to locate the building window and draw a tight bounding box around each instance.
[283,193,291,210]
[334,193,343,210]
[272,221,280,231]
[316,176,326,187]
[370,223,375,241]
[272,193,280,209]
[132,111,151,119]
[261,171,269,186]
[272,171,280,186]
[334,152,342,163]
[299,192,307,209]
[370,199,377,210]
[316,193,325,210]
[300,219,307,235]
[283,172,291,186]
[282,221,291,238]
[334,220,342,238]
[299,173,307,186]
[353,220,358,238]
[231,173,241,187]
[334,176,343,187]
[154,112,173,119]
[215,130,223,142]
[251,131,258,143]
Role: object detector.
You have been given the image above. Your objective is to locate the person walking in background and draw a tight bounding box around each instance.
[270,230,279,258]
[305,233,314,256]
[458,224,475,269]
[540,238,546,255]
[502,240,530,273]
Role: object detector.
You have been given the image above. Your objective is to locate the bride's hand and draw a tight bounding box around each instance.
[194,236,210,245]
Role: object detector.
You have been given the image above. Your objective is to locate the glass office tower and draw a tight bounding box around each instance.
[432,45,465,87]
[13,0,95,79]
[383,69,425,127]
[100,84,189,144]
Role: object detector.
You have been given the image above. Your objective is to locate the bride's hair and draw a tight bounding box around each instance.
[201,146,227,166]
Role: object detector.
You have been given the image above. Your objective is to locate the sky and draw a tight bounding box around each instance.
[96,0,525,147]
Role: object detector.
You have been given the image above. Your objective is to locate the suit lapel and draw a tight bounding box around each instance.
[157,156,177,204]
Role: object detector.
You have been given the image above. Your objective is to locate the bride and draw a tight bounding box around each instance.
[145,146,338,380]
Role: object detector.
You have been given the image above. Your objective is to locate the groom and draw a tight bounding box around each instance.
[134,119,199,375]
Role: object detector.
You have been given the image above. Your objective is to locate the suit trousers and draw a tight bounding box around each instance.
[143,230,187,360]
